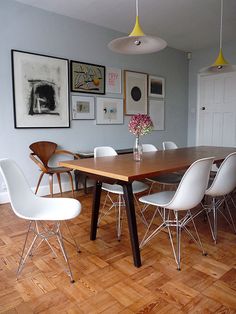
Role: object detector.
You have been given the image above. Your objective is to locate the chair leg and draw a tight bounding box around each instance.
[63,221,81,253]
[175,212,181,270]
[56,173,63,196]
[67,171,75,198]
[212,198,217,244]
[224,197,236,234]
[35,172,44,195]
[49,174,53,197]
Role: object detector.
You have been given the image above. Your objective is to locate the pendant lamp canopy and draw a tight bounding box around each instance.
[200,0,236,74]
[108,0,167,55]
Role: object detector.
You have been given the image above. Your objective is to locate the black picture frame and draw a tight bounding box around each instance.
[70,60,105,94]
[11,49,70,128]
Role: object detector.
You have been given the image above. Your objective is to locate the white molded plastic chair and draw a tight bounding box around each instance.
[142,144,157,152]
[204,152,236,243]
[0,159,81,282]
[139,157,214,270]
[162,141,178,150]
[94,146,149,240]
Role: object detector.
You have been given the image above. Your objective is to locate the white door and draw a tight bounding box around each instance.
[197,72,236,146]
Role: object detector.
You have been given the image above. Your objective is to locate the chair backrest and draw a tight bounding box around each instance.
[94,146,117,157]
[142,144,158,152]
[0,159,35,219]
[29,141,57,166]
[163,141,178,150]
[167,157,214,211]
[206,152,236,197]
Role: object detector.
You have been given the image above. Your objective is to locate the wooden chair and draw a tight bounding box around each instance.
[29,141,78,197]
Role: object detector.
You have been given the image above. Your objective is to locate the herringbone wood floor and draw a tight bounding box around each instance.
[1,187,236,313]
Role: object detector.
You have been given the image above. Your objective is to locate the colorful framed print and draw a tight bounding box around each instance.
[149,99,165,130]
[96,97,123,124]
[106,67,122,94]
[71,95,95,120]
[70,60,105,94]
[124,70,148,115]
[149,75,165,98]
[11,50,70,128]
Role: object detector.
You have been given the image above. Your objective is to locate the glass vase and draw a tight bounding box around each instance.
[133,136,143,161]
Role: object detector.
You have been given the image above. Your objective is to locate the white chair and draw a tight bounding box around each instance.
[94,146,149,240]
[162,141,178,150]
[139,157,214,270]
[0,159,81,282]
[204,152,236,243]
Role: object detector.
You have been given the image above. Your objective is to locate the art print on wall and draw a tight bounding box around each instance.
[96,97,123,124]
[106,67,122,94]
[70,60,105,94]
[124,70,148,115]
[149,75,165,98]
[149,99,165,130]
[12,50,70,128]
[71,95,95,120]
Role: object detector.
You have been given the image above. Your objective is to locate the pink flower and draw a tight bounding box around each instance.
[128,114,154,136]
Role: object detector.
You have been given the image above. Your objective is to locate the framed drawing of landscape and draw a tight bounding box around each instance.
[124,70,148,115]
[11,50,70,128]
[70,60,105,94]
[71,95,95,120]
[96,97,123,124]
[149,75,165,98]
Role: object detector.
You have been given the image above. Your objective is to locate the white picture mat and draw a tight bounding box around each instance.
[125,71,147,115]
[149,100,165,130]
[149,75,165,98]
[71,95,95,120]
[106,67,122,94]
[96,97,123,124]
[12,51,69,128]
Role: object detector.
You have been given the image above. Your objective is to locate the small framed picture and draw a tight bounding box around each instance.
[71,95,95,120]
[96,97,123,124]
[149,76,165,98]
[124,70,148,115]
[70,60,105,94]
[149,99,165,130]
[106,67,122,94]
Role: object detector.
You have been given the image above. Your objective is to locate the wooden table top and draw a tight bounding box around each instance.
[59,146,236,182]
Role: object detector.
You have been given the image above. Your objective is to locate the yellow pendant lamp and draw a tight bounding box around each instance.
[108,0,167,54]
[200,0,235,74]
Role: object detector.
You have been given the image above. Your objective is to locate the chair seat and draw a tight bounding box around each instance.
[146,173,182,185]
[18,196,81,221]
[47,166,73,174]
[139,190,175,207]
[102,181,148,195]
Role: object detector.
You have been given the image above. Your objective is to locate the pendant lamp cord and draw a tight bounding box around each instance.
[220,0,223,49]
[136,0,139,17]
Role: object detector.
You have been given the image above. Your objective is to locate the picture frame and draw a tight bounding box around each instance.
[124,70,148,115]
[71,95,95,120]
[106,67,122,94]
[149,99,165,130]
[96,97,123,125]
[149,75,165,98]
[70,60,105,94]
[11,50,70,128]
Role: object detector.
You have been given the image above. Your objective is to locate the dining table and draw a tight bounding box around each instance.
[59,145,236,268]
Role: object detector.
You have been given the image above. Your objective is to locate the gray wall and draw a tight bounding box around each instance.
[0,0,188,195]
[188,41,236,145]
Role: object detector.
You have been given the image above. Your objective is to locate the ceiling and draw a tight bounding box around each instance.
[15,0,236,52]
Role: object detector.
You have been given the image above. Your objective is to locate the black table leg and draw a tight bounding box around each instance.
[90,180,102,240]
[123,183,142,267]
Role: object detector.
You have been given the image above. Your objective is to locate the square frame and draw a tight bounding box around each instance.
[70,60,105,94]
[11,50,70,128]
[149,99,165,130]
[71,95,95,120]
[96,97,123,125]
[106,67,122,94]
[124,70,148,115]
[149,75,165,98]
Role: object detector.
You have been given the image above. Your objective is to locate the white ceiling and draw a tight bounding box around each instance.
[15,0,236,52]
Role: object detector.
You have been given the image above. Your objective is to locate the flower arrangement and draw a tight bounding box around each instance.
[128,114,154,137]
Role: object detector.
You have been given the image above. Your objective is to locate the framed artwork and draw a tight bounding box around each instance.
[11,50,70,128]
[106,67,122,94]
[149,99,165,130]
[71,95,95,120]
[70,60,105,94]
[96,97,123,124]
[124,70,148,115]
[149,75,165,98]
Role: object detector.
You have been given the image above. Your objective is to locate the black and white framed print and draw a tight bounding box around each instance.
[11,50,70,128]
[124,70,148,115]
[149,75,165,98]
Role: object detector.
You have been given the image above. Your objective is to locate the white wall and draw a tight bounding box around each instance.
[0,0,189,201]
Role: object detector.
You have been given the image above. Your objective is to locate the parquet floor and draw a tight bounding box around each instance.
[1,187,236,313]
